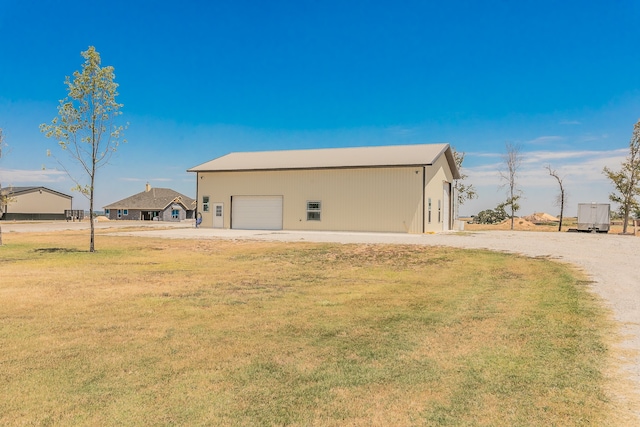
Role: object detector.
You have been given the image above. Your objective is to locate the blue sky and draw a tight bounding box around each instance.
[1,0,639,217]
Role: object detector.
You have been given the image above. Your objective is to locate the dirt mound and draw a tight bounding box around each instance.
[95,215,110,222]
[493,217,538,230]
[524,212,559,223]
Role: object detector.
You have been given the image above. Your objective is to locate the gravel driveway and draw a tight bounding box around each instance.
[4,222,639,419]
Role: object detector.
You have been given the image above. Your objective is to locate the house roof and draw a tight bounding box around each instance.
[103,187,196,210]
[187,143,461,179]
[0,186,72,199]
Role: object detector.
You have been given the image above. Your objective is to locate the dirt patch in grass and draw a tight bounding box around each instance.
[0,231,620,425]
[33,247,84,253]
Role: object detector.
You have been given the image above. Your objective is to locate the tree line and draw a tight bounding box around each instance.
[461,118,640,234]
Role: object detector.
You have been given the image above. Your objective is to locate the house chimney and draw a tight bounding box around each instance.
[145,182,151,192]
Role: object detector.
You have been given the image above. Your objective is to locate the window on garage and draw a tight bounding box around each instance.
[307,201,321,221]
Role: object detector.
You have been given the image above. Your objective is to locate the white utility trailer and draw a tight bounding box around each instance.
[577,203,610,233]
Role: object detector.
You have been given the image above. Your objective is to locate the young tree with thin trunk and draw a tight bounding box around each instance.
[0,128,6,246]
[41,46,126,252]
[546,165,566,232]
[499,142,522,230]
[603,119,640,234]
[452,148,478,208]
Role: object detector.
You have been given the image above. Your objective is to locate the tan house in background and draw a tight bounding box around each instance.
[188,143,460,233]
[0,186,72,220]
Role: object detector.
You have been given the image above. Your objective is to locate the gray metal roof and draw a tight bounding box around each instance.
[103,187,196,210]
[188,143,460,179]
[0,186,72,199]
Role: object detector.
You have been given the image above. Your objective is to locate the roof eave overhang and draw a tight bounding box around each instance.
[161,197,191,211]
[441,145,461,180]
[188,163,435,173]
[7,187,73,199]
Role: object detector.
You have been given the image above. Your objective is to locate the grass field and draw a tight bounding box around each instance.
[0,230,617,425]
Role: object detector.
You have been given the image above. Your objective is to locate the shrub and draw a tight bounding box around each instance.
[475,204,508,224]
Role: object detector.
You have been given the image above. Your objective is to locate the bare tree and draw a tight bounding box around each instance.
[546,165,566,231]
[499,142,522,230]
[603,119,640,234]
[40,47,126,252]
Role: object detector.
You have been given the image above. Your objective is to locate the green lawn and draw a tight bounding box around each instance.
[0,231,615,425]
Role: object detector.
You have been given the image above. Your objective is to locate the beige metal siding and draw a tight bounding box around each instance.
[198,167,425,233]
[424,154,455,232]
[9,190,71,214]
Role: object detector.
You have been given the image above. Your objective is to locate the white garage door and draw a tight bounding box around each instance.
[232,196,283,230]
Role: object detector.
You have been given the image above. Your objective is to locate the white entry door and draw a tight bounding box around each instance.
[213,203,224,228]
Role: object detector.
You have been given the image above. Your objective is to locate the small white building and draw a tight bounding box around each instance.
[188,143,460,233]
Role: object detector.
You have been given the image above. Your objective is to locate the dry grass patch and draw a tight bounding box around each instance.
[0,231,616,425]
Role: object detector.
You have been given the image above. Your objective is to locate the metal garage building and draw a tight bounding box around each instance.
[188,143,460,233]
[0,186,73,220]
